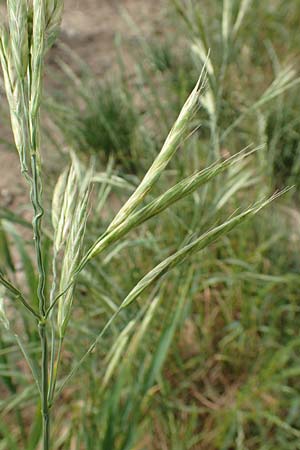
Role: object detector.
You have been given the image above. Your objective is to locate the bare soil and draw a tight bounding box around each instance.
[0,0,166,210]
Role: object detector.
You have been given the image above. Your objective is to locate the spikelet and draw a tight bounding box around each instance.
[107,68,207,232]
[0,0,64,165]
[80,149,256,265]
[54,153,92,337]
[7,0,29,79]
[120,191,288,309]
[45,0,64,50]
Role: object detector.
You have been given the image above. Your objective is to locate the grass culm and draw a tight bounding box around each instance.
[0,1,294,449]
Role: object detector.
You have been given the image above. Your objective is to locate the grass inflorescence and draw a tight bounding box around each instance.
[0,0,299,449]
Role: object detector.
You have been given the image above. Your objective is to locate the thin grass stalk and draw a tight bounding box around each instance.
[29,3,49,444]
[39,322,50,450]
[0,1,63,448]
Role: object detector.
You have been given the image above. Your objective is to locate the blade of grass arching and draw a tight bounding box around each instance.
[27,406,43,450]
[2,221,39,311]
[54,311,119,399]
[103,283,190,450]
[0,337,16,392]
[125,295,161,361]
[255,412,300,439]
[143,266,194,392]
[103,359,149,450]
[0,221,15,273]
[102,320,135,388]
[0,272,40,320]
[0,208,32,229]
[75,298,159,445]
[214,169,254,211]
[93,157,119,216]
[92,173,135,192]
[80,148,255,265]
[0,383,38,418]
[100,328,153,450]
[221,67,300,141]
[14,334,41,396]
[0,329,27,443]
[101,372,127,450]
[55,286,156,399]
[102,295,162,390]
[0,420,19,450]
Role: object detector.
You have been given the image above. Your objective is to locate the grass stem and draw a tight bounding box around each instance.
[39,322,50,450]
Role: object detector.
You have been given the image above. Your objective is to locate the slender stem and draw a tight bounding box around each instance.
[48,337,63,406]
[39,322,50,450]
[55,311,119,400]
[30,153,49,449]
[48,252,62,405]
[30,154,47,317]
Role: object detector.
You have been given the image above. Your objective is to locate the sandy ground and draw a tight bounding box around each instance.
[0,0,166,209]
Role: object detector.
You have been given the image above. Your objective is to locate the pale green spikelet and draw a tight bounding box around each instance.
[55,153,92,337]
[45,0,64,50]
[107,68,207,232]
[0,24,29,171]
[52,160,80,252]
[7,0,29,79]
[79,148,254,266]
[120,191,287,309]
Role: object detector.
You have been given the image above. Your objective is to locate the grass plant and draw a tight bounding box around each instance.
[0,1,299,449]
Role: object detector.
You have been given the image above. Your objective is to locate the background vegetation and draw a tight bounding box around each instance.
[0,0,300,449]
